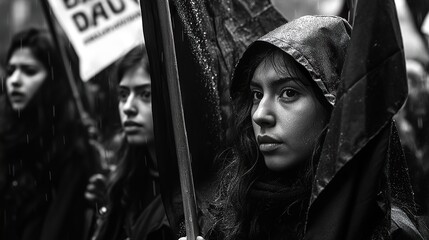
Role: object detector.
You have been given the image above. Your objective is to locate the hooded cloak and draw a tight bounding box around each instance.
[230,15,425,239]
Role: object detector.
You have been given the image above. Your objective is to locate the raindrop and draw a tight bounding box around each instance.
[49,171,52,181]
[418,117,423,129]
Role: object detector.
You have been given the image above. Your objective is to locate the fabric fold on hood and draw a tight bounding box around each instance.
[230,15,351,105]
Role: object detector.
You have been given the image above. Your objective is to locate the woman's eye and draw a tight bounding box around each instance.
[6,66,16,76]
[280,89,299,100]
[251,90,263,100]
[22,68,38,76]
[138,90,151,101]
[118,90,129,102]
[20,65,40,76]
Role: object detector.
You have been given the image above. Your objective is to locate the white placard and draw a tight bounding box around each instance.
[47,0,144,81]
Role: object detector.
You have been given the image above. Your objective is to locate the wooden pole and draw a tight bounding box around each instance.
[348,0,359,27]
[156,0,199,239]
[38,0,108,170]
[39,0,88,125]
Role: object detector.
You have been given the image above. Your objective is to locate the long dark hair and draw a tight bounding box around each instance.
[96,45,152,239]
[210,46,331,240]
[0,28,95,240]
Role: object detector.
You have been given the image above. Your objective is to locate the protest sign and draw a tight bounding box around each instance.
[47,0,144,81]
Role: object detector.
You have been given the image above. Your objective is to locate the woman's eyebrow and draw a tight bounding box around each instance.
[118,83,151,90]
[250,77,300,89]
[249,81,260,88]
[267,77,302,88]
[134,84,151,91]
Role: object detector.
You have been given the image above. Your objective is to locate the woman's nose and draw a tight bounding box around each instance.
[8,70,22,87]
[252,97,275,127]
[123,94,137,116]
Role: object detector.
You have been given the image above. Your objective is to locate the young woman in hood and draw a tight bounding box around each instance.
[209,15,344,240]
[182,15,427,240]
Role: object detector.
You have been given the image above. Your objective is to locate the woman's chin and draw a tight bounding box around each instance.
[10,103,27,112]
[264,156,295,172]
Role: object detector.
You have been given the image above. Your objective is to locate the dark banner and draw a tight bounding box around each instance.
[305,0,410,239]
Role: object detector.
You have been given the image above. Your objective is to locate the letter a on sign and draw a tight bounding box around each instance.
[47,0,144,81]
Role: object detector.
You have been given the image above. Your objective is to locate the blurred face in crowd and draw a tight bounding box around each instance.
[6,47,47,111]
[118,64,154,146]
[250,52,328,172]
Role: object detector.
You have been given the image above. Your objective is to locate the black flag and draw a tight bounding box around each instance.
[304,0,414,239]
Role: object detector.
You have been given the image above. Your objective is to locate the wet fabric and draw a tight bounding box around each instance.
[231,15,350,105]
[303,0,412,238]
[391,206,425,239]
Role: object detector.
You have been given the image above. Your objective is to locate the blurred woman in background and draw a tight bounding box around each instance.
[0,28,96,240]
[92,46,175,240]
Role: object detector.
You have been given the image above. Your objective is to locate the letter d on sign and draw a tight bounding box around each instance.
[72,12,89,32]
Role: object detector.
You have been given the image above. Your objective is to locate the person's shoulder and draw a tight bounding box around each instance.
[390,206,427,240]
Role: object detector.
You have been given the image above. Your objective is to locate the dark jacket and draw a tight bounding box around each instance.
[95,146,175,240]
[0,95,95,240]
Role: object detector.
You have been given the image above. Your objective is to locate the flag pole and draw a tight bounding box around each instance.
[155,0,199,239]
[38,0,107,170]
[347,0,358,26]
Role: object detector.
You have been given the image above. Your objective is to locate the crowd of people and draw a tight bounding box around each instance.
[1,2,429,240]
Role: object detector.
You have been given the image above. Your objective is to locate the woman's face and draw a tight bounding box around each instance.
[118,64,154,146]
[6,47,48,111]
[250,54,328,172]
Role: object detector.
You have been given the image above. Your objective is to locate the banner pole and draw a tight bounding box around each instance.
[347,0,358,26]
[156,0,199,239]
[39,0,107,170]
[39,0,88,123]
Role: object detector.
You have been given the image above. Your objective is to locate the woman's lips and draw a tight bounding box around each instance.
[257,135,282,152]
[123,121,143,132]
[9,91,25,102]
[259,143,282,152]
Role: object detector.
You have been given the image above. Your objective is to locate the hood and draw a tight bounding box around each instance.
[231,15,351,105]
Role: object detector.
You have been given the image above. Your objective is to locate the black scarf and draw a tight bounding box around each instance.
[246,170,310,240]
